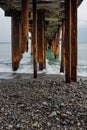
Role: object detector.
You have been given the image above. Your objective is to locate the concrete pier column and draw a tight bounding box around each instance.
[11,13,21,71]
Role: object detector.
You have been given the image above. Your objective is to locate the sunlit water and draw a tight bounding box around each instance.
[0,41,87,77]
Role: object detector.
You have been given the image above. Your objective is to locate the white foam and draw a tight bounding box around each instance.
[0,42,87,77]
[0,57,87,77]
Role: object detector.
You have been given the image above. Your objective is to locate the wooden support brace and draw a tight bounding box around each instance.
[21,0,29,53]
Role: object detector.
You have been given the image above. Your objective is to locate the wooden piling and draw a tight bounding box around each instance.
[51,40,54,51]
[71,0,77,82]
[65,0,71,83]
[21,0,29,53]
[11,13,21,71]
[45,40,48,50]
[44,17,46,69]
[48,40,52,50]
[53,36,57,59]
[31,32,33,55]
[38,10,45,70]
[53,36,56,59]
[60,21,65,73]
[19,16,23,59]
[54,29,60,59]
[32,0,37,78]
[44,38,47,68]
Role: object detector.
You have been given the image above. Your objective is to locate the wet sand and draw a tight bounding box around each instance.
[0,73,87,129]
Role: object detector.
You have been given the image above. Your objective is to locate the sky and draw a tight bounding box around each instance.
[0,9,11,42]
[78,0,87,42]
[0,0,87,42]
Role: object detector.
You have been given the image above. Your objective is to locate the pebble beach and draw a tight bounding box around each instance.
[0,73,87,129]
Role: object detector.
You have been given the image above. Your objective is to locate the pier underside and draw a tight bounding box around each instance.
[0,0,83,41]
[0,0,84,83]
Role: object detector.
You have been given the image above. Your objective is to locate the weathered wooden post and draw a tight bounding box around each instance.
[65,0,71,83]
[44,39,46,68]
[44,25,46,69]
[31,32,33,55]
[53,36,57,59]
[21,0,29,53]
[11,12,21,71]
[45,40,48,50]
[71,0,77,82]
[53,36,56,58]
[32,0,37,78]
[54,28,60,59]
[65,0,77,83]
[51,40,54,51]
[48,40,52,50]
[60,21,65,73]
[37,10,45,70]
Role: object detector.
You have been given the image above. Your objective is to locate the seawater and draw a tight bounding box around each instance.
[78,43,87,77]
[0,41,87,77]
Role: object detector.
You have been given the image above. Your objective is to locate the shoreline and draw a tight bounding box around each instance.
[0,73,87,129]
[0,72,87,81]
